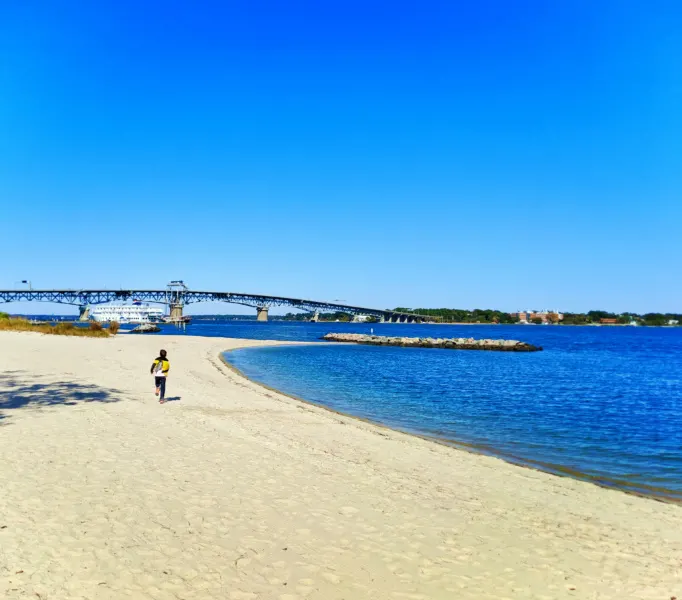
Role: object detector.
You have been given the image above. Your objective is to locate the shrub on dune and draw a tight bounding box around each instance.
[0,317,110,337]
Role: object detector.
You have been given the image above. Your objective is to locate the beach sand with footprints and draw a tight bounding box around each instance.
[0,331,680,599]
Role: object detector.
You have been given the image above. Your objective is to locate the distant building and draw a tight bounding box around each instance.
[511,310,563,324]
[669,319,679,326]
[600,318,618,324]
[352,314,371,323]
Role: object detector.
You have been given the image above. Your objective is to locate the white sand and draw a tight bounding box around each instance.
[0,331,680,600]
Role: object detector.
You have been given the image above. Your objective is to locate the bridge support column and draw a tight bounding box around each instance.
[170,303,183,321]
[256,306,269,322]
[78,305,90,321]
[310,311,320,322]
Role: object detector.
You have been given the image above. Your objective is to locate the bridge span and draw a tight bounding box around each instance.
[0,286,437,324]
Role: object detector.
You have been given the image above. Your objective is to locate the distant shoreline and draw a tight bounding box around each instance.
[5,314,681,328]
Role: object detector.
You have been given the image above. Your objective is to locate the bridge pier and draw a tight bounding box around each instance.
[78,305,90,321]
[170,303,184,321]
[256,306,269,322]
[310,310,320,322]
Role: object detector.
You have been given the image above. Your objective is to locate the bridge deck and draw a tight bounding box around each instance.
[0,290,437,322]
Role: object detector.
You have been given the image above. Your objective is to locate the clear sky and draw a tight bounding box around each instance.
[1,1,680,315]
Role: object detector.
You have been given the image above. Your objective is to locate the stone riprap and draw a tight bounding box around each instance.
[322,333,542,352]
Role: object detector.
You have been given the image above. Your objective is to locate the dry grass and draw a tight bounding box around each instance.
[0,318,110,338]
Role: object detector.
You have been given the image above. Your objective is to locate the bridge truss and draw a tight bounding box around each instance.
[0,287,437,323]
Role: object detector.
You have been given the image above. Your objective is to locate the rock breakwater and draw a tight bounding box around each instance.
[322,333,542,352]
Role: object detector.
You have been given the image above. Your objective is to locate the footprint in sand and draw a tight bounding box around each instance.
[321,572,341,584]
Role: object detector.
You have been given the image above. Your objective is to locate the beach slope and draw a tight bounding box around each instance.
[0,332,680,599]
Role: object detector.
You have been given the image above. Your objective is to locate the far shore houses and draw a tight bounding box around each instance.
[512,310,564,324]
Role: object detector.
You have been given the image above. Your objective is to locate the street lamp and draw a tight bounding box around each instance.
[19,280,32,291]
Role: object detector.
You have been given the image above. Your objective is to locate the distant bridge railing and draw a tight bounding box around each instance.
[0,289,438,323]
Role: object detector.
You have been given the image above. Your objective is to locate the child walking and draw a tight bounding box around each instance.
[150,349,170,403]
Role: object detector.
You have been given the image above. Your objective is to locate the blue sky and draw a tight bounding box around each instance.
[1,1,680,315]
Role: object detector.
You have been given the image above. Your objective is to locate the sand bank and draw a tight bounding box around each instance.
[0,332,680,599]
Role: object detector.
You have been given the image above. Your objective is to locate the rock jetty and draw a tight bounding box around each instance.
[322,333,542,352]
[130,323,161,334]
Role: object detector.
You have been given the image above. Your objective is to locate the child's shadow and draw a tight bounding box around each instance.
[163,397,182,402]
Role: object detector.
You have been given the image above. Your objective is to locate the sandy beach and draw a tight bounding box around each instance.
[0,332,680,600]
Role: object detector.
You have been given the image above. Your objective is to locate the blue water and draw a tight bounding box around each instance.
[211,321,682,500]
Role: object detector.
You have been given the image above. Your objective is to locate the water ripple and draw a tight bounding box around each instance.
[224,325,682,500]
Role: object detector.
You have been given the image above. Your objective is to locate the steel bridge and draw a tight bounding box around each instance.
[0,285,437,323]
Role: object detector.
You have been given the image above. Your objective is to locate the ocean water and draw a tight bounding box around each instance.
[211,321,682,500]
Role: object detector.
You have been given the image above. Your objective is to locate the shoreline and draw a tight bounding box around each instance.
[2,331,681,599]
[222,346,680,504]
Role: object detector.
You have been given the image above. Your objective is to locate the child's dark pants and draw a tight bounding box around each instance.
[155,377,166,399]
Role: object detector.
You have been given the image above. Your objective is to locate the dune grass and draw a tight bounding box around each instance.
[0,317,111,338]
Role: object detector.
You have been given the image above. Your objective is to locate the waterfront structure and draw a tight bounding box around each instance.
[352,314,372,323]
[0,282,437,324]
[513,310,564,324]
[323,333,542,351]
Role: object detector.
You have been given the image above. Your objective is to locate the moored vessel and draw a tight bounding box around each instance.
[90,302,165,324]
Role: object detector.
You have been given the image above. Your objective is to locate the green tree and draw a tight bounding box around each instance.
[561,313,590,325]
[587,310,617,322]
[641,313,666,327]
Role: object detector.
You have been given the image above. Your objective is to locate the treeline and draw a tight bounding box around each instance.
[399,308,680,326]
[274,308,682,326]
[394,308,519,324]
[561,311,681,326]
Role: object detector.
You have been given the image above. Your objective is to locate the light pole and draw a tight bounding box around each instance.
[18,280,32,291]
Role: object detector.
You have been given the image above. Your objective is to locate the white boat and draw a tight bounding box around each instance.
[90,302,165,324]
